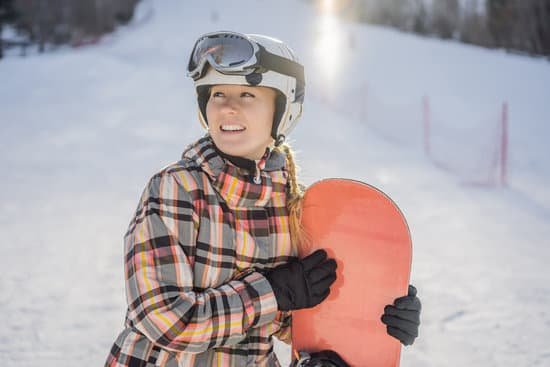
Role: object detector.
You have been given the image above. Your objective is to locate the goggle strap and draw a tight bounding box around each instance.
[257,45,305,89]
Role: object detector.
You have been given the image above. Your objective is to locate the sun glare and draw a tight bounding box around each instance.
[314,10,345,86]
[320,0,335,14]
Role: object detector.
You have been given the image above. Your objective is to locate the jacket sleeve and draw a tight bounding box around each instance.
[272,311,292,344]
[124,171,278,353]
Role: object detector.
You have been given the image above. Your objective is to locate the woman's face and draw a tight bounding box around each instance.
[206,84,277,160]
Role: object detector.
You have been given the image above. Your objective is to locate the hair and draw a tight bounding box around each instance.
[274,142,308,254]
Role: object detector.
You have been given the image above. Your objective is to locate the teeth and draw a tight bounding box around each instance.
[221,125,245,131]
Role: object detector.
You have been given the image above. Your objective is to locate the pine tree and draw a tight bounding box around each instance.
[0,0,19,58]
[431,0,460,39]
[486,0,515,48]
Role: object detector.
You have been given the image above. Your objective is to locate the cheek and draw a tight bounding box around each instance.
[205,101,215,121]
[256,101,275,130]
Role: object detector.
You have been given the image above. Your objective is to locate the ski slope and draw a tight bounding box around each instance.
[1,0,549,366]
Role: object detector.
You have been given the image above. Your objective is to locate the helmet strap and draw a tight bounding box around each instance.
[275,134,286,146]
[256,44,305,102]
[271,92,287,140]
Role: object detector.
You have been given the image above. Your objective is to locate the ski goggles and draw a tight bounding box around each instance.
[187,31,304,86]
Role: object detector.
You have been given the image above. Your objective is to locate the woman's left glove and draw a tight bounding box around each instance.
[381,284,421,346]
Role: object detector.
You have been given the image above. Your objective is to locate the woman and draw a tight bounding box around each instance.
[106,31,420,367]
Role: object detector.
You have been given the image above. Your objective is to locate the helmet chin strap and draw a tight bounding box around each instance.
[274,134,286,147]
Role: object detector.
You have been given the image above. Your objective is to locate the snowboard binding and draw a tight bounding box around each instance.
[292,350,349,367]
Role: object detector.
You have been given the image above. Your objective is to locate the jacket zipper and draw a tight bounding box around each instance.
[253,160,262,184]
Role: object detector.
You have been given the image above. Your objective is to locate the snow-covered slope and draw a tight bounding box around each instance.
[1,0,549,366]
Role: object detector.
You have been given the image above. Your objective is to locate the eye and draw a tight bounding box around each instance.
[211,91,224,98]
[241,92,255,98]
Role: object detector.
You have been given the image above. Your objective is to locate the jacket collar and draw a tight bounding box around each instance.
[182,134,286,178]
[181,134,288,208]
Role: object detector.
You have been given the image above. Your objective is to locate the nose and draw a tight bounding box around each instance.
[220,95,239,114]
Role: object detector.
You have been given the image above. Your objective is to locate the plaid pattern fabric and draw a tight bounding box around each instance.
[106,135,296,367]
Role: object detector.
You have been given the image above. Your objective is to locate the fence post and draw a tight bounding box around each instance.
[500,101,509,187]
[423,95,431,156]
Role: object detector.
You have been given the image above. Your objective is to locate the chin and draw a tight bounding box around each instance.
[222,147,245,157]
[211,135,271,160]
[215,142,249,158]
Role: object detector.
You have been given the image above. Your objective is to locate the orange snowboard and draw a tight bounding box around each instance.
[292,179,412,367]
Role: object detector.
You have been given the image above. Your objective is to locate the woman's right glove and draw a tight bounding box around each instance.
[265,249,337,311]
[381,284,421,346]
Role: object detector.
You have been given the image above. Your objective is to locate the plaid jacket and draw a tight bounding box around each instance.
[106,135,296,366]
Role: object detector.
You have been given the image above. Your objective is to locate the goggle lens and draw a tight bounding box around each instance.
[190,34,255,71]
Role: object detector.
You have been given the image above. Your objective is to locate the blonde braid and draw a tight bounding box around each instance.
[275,142,308,253]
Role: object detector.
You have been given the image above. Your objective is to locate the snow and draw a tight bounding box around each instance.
[1,0,549,366]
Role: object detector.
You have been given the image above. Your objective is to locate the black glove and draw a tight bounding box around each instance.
[293,350,349,367]
[381,284,421,346]
[265,249,337,311]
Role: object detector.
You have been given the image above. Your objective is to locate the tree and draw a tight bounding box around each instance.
[431,0,460,39]
[412,0,428,35]
[487,0,550,56]
[486,0,516,48]
[459,0,492,48]
[0,0,19,58]
[524,0,550,56]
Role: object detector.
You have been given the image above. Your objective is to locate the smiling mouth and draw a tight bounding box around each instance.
[220,124,246,132]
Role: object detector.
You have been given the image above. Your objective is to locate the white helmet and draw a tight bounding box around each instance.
[186,31,305,146]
